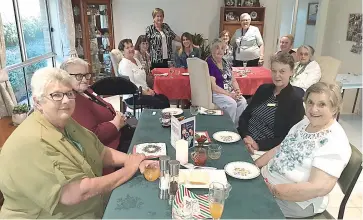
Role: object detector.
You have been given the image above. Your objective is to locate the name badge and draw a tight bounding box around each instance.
[267,103,276,107]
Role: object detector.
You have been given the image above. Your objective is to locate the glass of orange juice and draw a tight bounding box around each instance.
[209,182,225,220]
[143,162,160,182]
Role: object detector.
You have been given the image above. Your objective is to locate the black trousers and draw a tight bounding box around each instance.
[234,58,260,67]
[151,59,169,69]
[125,93,170,109]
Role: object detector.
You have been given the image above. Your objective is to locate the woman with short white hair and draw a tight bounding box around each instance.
[0,67,154,218]
[256,82,351,218]
[231,13,264,67]
[291,45,321,91]
[207,38,247,127]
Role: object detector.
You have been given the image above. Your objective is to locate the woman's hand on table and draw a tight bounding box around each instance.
[243,135,259,153]
[125,153,146,170]
[139,160,159,173]
[111,111,126,130]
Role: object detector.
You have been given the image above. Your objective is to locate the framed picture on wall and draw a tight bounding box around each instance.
[307,3,319,25]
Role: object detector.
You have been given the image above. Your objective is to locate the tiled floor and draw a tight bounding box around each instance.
[326,113,362,219]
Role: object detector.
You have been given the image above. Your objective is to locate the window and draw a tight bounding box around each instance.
[1,0,55,105]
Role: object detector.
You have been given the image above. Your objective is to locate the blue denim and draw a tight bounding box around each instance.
[174,47,201,68]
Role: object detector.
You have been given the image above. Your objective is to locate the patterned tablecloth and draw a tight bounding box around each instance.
[151,67,272,100]
[102,109,284,219]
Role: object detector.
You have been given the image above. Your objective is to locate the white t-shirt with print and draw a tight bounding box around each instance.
[118,58,149,100]
[261,117,351,214]
[160,31,168,59]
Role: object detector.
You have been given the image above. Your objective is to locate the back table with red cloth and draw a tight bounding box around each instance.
[151,67,272,100]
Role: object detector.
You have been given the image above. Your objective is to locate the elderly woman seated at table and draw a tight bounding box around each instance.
[174,32,201,68]
[134,35,153,88]
[238,52,305,153]
[256,82,351,218]
[291,45,321,91]
[276,34,298,62]
[118,38,170,109]
[0,67,154,219]
[207,38,247,127]
[60,58,130,165]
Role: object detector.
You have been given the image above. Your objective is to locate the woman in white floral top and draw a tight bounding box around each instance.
[256,82,351,218]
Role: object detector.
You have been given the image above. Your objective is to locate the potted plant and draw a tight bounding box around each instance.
[192,33,211,60]
[12,104,29,125]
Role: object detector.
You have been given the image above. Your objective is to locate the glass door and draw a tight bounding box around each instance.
[86,3,112,80]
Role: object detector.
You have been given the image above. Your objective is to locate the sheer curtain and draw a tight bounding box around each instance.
[0,14,16,118]
[58,0,77,57]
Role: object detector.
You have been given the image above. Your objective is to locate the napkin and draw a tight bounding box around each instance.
[199,107,223,116]
[154,73,168,76]
[173,184,212,219]
[133,143,166,158]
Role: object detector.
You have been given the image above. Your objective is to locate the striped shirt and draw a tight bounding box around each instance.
[146,23,177,63]
[247,94,278,141]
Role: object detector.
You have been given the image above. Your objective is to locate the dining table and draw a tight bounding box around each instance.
[151,67,273,100]
[102,109,285,219]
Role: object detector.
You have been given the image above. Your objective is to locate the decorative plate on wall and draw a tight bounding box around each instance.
[250,11,258,20]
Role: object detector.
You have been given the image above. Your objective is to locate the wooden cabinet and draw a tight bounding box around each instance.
[71,0,115,80]
[220,7,265,37]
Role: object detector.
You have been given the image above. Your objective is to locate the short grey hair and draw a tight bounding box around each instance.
[60,57,89,72]
[303,82,343,117]
[31,67,73,101]
[210,38,225,53]
[297,45,315,57]
[240,13,251,21]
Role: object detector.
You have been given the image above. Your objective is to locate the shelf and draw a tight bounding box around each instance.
[223,6,265,9]
[223,21,263,25]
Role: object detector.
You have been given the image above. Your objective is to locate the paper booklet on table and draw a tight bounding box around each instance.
[171,116,196,149]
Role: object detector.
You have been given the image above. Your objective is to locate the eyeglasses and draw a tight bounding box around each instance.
[70,73,92,81]
[48,91,76,101]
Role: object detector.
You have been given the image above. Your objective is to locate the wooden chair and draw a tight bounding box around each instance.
[311,144,362,219]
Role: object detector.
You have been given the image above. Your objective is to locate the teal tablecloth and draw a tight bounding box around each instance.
[103,109,284,219]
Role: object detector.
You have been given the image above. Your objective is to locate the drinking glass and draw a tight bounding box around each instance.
[190,105,199,116]
[168,61,175,78]
[243,61,247,73]
[208,144,222,159]
[209,182,225,220]
[143,163,160,181]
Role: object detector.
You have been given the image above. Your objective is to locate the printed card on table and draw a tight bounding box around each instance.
[171,116,196,149]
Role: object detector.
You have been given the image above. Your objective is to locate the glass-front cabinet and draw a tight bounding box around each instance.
[71,0,114,80]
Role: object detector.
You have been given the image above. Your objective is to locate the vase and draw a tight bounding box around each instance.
[12,113,27,125]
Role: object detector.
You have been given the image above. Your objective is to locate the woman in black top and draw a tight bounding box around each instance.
[276,35,298,62]
[146,8,181,69]
[238,52,304,153]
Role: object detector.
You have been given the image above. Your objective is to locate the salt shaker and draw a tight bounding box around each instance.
[159,155,170,200]
[168,160,180,204]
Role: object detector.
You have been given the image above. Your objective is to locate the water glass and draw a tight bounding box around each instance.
[243,61,247,73]
[168,61,175,78]
[209,182,226,220]
[190,105,199,116]
[208,144,222,160]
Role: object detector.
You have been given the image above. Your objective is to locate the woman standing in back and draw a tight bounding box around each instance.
[231,13,264,67]
[146,8,180,69]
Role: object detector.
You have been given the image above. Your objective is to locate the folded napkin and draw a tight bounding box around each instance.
[173,184,212,219]
[154,73,168,76]
[199,107,223,116]
[133,143,166,158]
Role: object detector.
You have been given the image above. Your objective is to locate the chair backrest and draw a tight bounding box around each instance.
[315,56,341,84]
[338,144,362,194]
[187,57,216,110]
[91,77,137,96]
[110,49,124,75]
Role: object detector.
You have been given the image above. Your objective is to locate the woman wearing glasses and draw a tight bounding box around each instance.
[60,58,129,174]
[0,67,154,218]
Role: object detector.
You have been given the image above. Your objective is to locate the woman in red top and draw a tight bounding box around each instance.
[60,58,127,174]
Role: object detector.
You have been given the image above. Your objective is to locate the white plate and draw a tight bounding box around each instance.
[224,161,260,180]
[181,72,189,76]
[213,131,241,143]
[178,169,227,188]
[161,108,183,116]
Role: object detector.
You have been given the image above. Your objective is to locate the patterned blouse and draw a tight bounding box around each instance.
[146,23,177,63]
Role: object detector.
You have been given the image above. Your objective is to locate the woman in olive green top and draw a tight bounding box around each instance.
[0,68,154,219]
